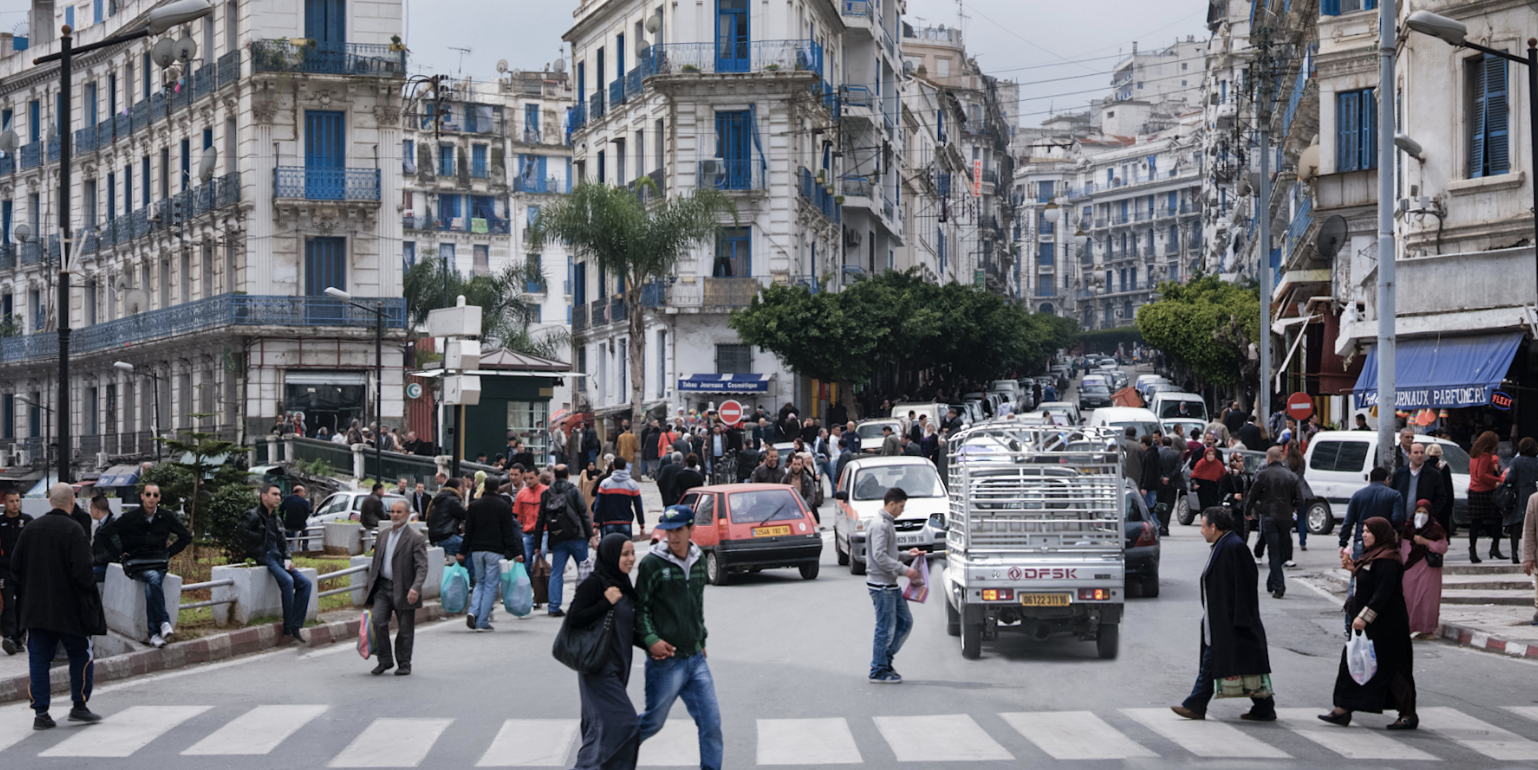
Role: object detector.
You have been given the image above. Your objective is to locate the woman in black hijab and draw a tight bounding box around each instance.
[566,533,640,770]
[1320,517,1417,730]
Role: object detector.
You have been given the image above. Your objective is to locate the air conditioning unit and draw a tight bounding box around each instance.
[97,452,110,469]
[14,449,31,465]
[0,449,11,466]
[701,159,726,178]
[844,228,862,247]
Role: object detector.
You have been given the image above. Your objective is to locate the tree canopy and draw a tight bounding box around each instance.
[1135,274,1261,388]
[729,270,1076,394]
[402,256,568,360]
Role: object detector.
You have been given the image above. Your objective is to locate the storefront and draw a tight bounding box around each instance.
[1351,332,1529,447]
[283,371,368,438]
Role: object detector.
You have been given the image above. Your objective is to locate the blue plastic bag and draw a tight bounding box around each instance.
[502,561,533,617]
[441,563,470,614]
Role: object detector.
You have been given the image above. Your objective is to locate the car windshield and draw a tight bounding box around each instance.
[727,489,806,524]
[857,423,892,441]
[1157,401,1206,419]
[1083,383,1110,393]
[351,495,408,510]
[1110,420,1161,438]
[1429,442,1471,474]
[851,465,946,501]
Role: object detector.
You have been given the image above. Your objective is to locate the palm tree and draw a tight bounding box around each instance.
[527,182,735,421]
[402,254,568,358]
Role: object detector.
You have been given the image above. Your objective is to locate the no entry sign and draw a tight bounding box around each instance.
[718,400,744,426]
[1286,392,1314,420]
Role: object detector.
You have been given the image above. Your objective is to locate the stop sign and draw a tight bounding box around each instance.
[718,400,744,426]
[1286,392,1314,420]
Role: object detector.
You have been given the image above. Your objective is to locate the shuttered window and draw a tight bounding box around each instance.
[1469,53,1510,179]
[1336,89,1376,172]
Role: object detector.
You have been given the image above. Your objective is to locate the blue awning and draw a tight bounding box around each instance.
[95,464,142,488]
[678,373,770,393]
[1353,333,1523,410]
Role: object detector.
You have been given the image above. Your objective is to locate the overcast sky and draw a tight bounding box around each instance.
[0,0,1209,128]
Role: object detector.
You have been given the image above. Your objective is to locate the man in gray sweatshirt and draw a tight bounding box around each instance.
[867,487,922,683]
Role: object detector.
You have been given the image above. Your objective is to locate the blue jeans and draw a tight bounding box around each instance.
[869,586,913,677]
[467,551,502,628]
[136,569,171,638]
[1183,642,1274,716]
[257,550,313,631]
[92,565,108,583]
[436,535,463,561]
[547,539,588,612]
[640,652,723,770]
[601,523,633,539]
[27,628,92,714]
[1295,504,1308,547]
[1143,491,1161,528]
[524,532,548,560]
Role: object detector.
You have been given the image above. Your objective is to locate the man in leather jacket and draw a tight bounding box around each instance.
[426,479,468,556]
[238,484,313,640]
[1244,447,1301,599]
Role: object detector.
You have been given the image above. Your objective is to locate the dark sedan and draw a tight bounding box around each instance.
[1079,381,1113,410]
[1123,479,1161,598]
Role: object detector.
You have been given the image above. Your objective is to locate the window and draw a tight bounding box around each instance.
[715,343,752,374]
[473,244,489,276]
[304,237,346,295]
[1336,89,1377,172]
[716,0,750,72]
[1468,53,1510,179]
[1321,0,1377,14]
[107,172,115,221]
[471,144,488,178]
[438,144,455,176]
[181,137,191,191]
[84,179,97,225]
[403,138,415,173]
[506,401,550,458]
[402,241,415,272]
[1038,242,1054,267]
[142,157,151,205]
[713,110,754,189]
[937,58,949,78]
[2,393,11,439]
[714,226,750,277]
[439,243,456,269]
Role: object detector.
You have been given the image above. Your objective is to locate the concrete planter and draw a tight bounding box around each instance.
[323,520,366,555]
[101,563,182,641]
[209,564,320,627]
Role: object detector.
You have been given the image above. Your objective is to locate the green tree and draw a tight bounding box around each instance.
[152,415,251,539]
[527,182,735,419]
[402,254,569,359]
[1135,275,1261,402]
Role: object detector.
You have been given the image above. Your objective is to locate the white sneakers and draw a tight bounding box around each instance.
[160,622,175,641]
[148,634,166,649]
[1283,561,1298,568]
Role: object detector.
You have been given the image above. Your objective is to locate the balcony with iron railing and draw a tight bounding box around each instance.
[639,280,668,307]
[1133,209,1152,222]
[796,167,838,221]
[643,40,824,79]
[840,0,872,20]
[571,303,589,332]
[252,40,407,77]
[786,274,822,294]
[68,173,241,256]
[513,176,569,195]
[669,276,762,308]
[699,159,765,191]
[274,167,381,201]
[628,170,667,204]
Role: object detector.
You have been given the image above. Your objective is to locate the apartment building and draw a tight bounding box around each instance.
[0,0,406,474]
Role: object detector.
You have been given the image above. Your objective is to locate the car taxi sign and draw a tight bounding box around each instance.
[718,400,744,426]
[1286,392,1314,420]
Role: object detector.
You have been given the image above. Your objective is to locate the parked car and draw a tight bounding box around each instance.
[675,484,823,585]
[855,419,903,453]
[1149,391,1209,423]
[1122,478,1161,597]
[1085,406,1161,438]
[1161,418,1208,444]
[1301,431,1470,535]
[891,402,943,429]
[306,491,411,528]
[1079,380,1114,410]
[1037,401,1082,426]
[1172,446,1267,526]
[832,456,949,575]
[1134,374,1168,394]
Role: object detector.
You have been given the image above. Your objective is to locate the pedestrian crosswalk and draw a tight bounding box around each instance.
[5,703,1538,765]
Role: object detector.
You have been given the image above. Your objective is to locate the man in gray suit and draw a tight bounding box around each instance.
[364,499,428,676]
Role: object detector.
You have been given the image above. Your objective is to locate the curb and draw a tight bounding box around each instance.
[1438,620,1538,659]
[0,602,447,705]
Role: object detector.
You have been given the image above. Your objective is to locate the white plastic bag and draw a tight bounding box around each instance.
[576,554,595,583]
[1346,629,1377,685]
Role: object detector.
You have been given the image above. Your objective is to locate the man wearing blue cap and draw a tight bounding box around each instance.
[636,505,720,770]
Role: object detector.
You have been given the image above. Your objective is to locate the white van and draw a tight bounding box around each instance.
[1085,406,1161,438]
[1301,431,1471,535]
[1148,392,1208,423]
[891,402,942,431]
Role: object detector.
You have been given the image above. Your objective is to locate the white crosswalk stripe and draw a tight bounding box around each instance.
[476,719,579,767]
[182,705,329,755]
[638,719,702,766]
[1420,706,1538,761]
[1506,706,1538,724]
[1123,708,1291,758]
[328,718,452,768]
[39,705,210,758]
[873,714,1014,762]
[756,718,863,765]
[0,717,34,755]
[1001,711,1158,760]
[1273,708,1439,761]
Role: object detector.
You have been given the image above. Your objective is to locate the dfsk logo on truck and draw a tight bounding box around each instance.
[1003,567,1079,580]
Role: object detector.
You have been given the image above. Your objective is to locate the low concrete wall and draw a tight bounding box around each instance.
[323,521,365,555]
[348,546,444,606]
[101,563,182,641]
[208,565,320,627]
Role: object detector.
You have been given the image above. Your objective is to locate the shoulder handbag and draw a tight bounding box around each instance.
[1493,475,1519,514]
[122,556,170,576]
[551,608,614,674]
[1424,551,1444,568]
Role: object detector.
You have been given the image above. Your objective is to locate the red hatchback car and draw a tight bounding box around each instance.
[670,483,824,585]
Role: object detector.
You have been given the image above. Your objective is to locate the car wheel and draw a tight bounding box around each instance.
[1141,574,1160,598]
[945,597,961,637]
[960,620,982,659]
[1175,495,1194,526]
[835,535,850,566]
[706,550,729,586]
[1306,501,1334,535]
[1096,623,1120,659]
[850,547,867,576]
[799,561,819,580]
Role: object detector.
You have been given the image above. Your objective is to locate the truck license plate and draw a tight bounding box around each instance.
[753,525,792,538]
[1020,593,1070,607]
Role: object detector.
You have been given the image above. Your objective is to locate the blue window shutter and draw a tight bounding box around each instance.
[1362,89,1376,171]
[1321,0,1339,15]
[748,103,765,182]
[1363,0,1377,9]
[1470,58,1488,178]
[538,155,548,180]
[1337,91,1358,171]
[65,7,73,27]
[1485,55,1509,175]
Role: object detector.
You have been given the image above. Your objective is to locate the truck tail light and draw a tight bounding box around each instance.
[1133,521,1156,548]
[981,588,1014,602]
[1078,588,1111,601]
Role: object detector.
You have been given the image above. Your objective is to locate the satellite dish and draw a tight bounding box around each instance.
[173,33,198,63]
[636,41,651,59]
[12,223,31,243]
[125,289,149,315]
[113,275,130,292]
[553,58,567,73]
[645,14,662,34]
[152,37,177,68]
[1313,215,1348,260]
[902,60,914,77]
[496,59,509,74]
[198,146,218,181]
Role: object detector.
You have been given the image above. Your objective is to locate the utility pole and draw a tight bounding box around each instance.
[1375,0,1398,467]
[1253,27,1273,432]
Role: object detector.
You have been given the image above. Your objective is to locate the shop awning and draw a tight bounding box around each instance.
[96,464,143,488]
[678,373,771,393]
[1352,332,1523,409]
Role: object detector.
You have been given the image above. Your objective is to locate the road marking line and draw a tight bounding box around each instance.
[1507,706,1538,723]
[756,718,862,765]
[872,714,1013,762]
[0,715,36,754]
[638,719,701,766]
[476,718,578,766]
[1122,708,1290,758]
[329,717,452,767]
[1273,708,1438,760]
[1420,706,1538,761]
[1000,711,1156,760]
[39,705,210,757]
[182,704,329,755]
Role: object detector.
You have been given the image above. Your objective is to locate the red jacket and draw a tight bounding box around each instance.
[514,484,547,533]
[1469,453,1502,492]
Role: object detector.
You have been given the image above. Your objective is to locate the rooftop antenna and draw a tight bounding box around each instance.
[448,46,471,76]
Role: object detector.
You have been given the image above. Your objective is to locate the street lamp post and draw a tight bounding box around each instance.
[113,361,163,462]
[326,288,385,485]
[1406,11,1538,299]
[20,0,213,484]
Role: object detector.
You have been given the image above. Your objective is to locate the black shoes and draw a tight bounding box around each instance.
[394,665,412,676]
[33,712,55,730]
[1318,710,1352,727]
[1169,706,1204,720]
[548,609,566,617]
[1240,710,1277,722]
[1470,550,1483,564]
[1,637,19,655]
[67,706,101,724]
[371,660,394,676]
[466,614,477,630]
[1386,715,1419,731]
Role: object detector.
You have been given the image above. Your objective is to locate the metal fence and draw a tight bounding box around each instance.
[647,40,823,77]
[252,40,406,77]
[274,167,381,201]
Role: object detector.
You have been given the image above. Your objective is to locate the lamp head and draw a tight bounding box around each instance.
[1393,133,1425,161]
[324,287,350,300]
[113,361,135,372]
[145,0,214,36]
[1406,10,1466,46]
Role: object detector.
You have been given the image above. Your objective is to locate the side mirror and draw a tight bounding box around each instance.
[833,490,848,502]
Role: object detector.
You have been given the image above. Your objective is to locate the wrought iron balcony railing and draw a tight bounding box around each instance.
[252,40,407,77]
[274,167,381,201]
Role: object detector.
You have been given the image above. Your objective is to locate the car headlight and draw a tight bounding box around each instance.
[854,517,865,532]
